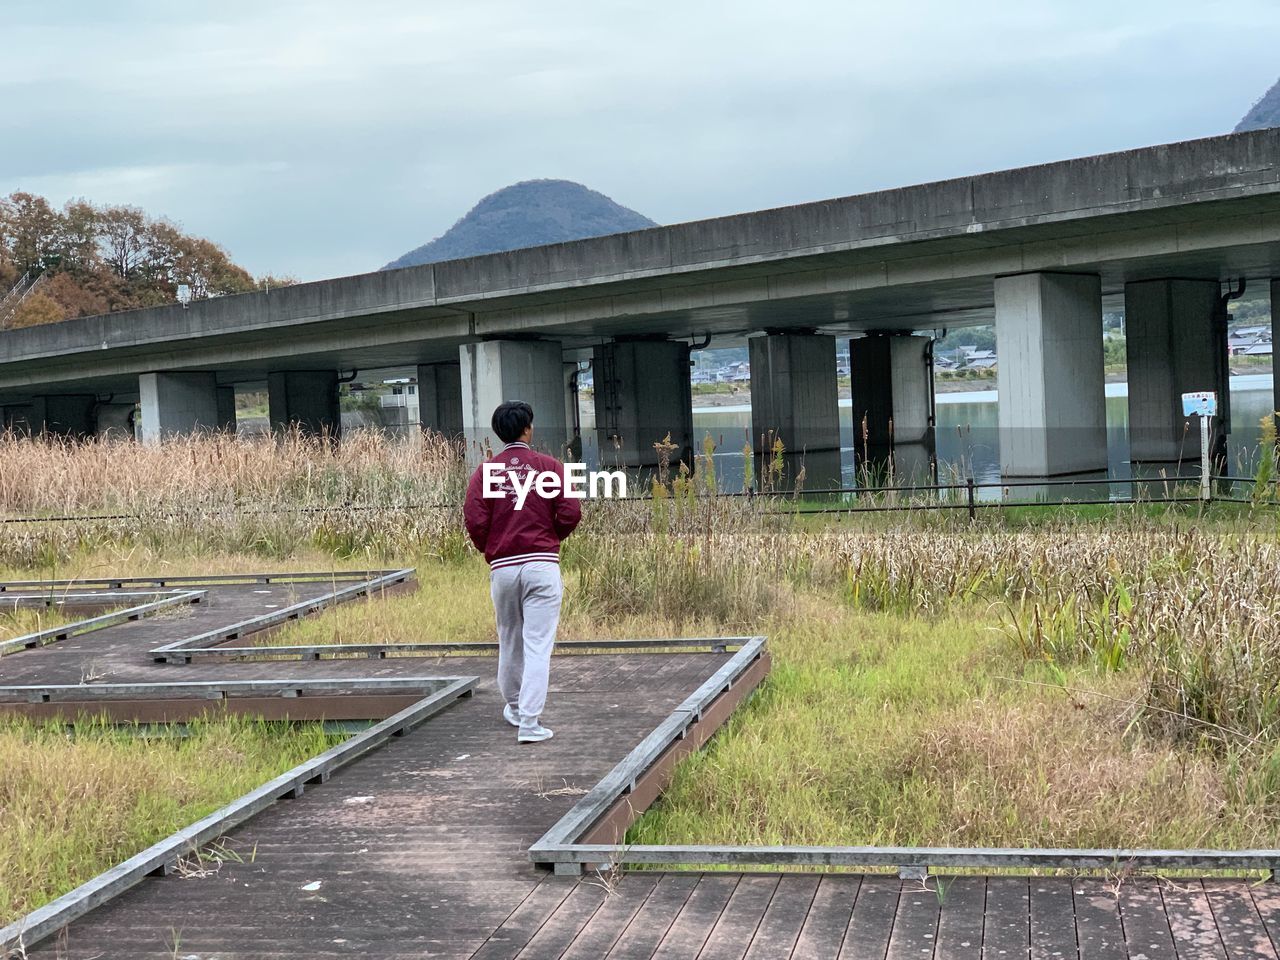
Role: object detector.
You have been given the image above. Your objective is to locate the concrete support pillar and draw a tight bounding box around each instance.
[994,272,1107,476]
[748,333,840,453]
[1125,279,1225,462]
[460,340,568,457]
[95,403,138,439]
[217,386,236,432]
[26,395,98,439]
[593,339,693,468]
[848,334,934,456]
[268,371,340,438]
[416,363,463,436]
[138,372,229,443]
[1273,279,1279,420]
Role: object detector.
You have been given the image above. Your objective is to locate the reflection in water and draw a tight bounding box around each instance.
[576,374,1276,501]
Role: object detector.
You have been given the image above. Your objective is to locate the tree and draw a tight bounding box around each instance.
[0,190,276,328]
[9,292,66,328]
[96,205,148,280]
[173,235,255,299]
[0,192,62,271]
[42,271,110,319]
[58,200,99,271]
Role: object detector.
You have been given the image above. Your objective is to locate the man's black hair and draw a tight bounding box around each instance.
[492,401,534,444]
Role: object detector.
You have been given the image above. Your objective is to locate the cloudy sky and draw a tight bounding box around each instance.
[3,1,1277,281]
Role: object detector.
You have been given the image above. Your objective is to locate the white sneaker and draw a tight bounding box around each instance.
[518,724,554,744]
[502,703,520,727]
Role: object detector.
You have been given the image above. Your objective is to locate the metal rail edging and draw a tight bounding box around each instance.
[0,590,205,657]
[150,569,416,662]
[0,676,477,955]
[529,637,768,874]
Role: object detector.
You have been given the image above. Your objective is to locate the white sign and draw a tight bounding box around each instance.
[1181,391,1218,418]
[482,462,627,510]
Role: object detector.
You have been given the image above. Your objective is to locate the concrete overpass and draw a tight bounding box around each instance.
[0,128,1277,476]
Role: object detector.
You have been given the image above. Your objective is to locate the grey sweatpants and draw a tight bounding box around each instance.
[489,561,563,725]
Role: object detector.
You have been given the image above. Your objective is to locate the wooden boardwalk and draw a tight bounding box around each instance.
[4,580,1278,959]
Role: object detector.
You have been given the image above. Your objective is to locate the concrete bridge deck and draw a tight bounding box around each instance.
[2,577,1277,959]
[0,128,1276,476]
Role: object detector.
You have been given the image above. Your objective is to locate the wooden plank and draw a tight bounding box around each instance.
[1116,878,1176,960]
[652,874,740,958]
[471,879,576,959]
[935,877,985,960]
[887,879,941,960]
[1161,881,1225,960]
[743,874,822,959]
[1251,884,1280,960]
[1204,880,1278,960]
[792,875,860,960]
[1028,877,1076,960]
[4,639,748,956]
[839,875,900,960]
[561,874,662,960]
[605,873,700,959]
[981,876,1029,960]
[1070,879,1125,960]
[515,882,609,959]
[699,875,782,960]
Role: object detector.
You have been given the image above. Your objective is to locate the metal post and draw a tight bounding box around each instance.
[966,476,976,520]
[1200,414,1211,503]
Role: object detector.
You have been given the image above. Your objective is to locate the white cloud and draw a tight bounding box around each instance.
[2,0,1277,279]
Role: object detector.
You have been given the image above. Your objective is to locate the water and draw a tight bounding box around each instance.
[579,374,1276,500]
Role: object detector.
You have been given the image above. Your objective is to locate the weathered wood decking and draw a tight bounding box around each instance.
[3,578,1277,959]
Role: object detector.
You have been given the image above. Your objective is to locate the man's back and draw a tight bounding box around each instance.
[463,441,582,568]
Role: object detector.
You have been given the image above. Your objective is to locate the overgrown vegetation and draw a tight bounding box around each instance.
[0,431,466,567]
[7,432,1280,912]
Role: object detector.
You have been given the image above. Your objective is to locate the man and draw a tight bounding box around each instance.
[463,401,582,743]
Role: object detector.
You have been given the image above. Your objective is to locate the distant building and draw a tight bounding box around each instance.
[1228,330,1272,356]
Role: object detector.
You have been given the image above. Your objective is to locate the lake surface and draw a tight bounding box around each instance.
[579,374,1277,499]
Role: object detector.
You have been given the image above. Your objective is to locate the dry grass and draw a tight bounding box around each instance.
[0,608,79,645]
[0,715,339,926]
[0,430,468,568]
[4,435,1280,879]
[0,429,464,515]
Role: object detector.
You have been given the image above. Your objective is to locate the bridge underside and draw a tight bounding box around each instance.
[0,129,1276,478]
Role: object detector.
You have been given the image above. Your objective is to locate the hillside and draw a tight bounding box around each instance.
[0,192,280,329]
[1235,76,1280,131]
[382,179,656,270]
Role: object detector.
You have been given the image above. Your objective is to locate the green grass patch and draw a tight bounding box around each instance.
[0,715,341,926]
[629,599,1280,852]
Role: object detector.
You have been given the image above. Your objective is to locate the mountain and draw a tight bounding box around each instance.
[382,179,657,270]
[1235,76,1280,132]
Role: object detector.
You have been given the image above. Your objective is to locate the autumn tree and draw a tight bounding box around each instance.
[0,193,61,272]
[9,293,65,328]
[0,191,277,329]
